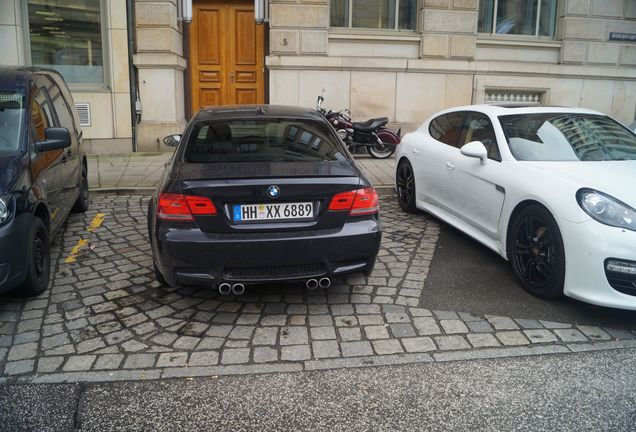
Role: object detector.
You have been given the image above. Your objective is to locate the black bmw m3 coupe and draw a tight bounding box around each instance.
[148,105,382,294]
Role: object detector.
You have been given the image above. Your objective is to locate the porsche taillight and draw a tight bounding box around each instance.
[328,188,379,216]
[157,193,217,221]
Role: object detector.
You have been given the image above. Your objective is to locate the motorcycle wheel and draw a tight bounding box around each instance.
[367,142,396,159]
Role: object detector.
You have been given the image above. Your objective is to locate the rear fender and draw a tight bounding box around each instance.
[376,128,400,144]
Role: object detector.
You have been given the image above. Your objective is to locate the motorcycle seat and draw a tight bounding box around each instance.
[353,117,388,132]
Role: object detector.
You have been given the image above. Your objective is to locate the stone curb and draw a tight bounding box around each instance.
[6,343,635,386]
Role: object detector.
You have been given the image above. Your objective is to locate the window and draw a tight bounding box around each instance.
[186,119,346,163]
[478,0,557,37]
[459,113,501,161]
[0,92,25,154]
[27,0,105,84]
[330,0,417,30]
[429,112,466,147]
[499,113,636,161]
[30,87,53,143]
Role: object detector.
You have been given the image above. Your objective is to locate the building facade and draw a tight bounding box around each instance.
[1,0,635,153]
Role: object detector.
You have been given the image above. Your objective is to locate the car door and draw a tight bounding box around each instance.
[419,111,467,211]
[28,79,65,233]
[446,111,506,237]
[42,74,81,215]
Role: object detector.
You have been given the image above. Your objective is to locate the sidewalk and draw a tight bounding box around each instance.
[87,153,395,191]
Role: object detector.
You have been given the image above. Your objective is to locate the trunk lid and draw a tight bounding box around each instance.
[178,161,363,233]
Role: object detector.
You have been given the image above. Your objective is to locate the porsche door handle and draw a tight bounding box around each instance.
[412,148,420,155]
[445,161,455,170]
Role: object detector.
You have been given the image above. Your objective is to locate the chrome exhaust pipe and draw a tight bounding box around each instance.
[306,279,319,290]
[218,283,232,295]
[319,277,331,289]
[231,283,245,296]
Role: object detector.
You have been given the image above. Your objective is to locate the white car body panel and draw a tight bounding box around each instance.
[396,105,636,310]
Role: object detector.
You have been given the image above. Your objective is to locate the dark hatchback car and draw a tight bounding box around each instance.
[148,105,382,294]
[0,67,88,295]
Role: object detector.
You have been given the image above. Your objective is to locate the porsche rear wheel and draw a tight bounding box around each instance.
[396,160,417,213]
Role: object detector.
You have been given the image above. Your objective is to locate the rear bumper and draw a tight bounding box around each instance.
[0,214,31,294]
[153,218,382,286]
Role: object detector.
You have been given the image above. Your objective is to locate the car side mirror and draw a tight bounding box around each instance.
[35,127,71,152]
[163,134,181,147]
[460,141,488,165]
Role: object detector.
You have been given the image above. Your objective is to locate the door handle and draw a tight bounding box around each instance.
[230,72,235,83]
[412,148,420,155]
[445,161,455,170]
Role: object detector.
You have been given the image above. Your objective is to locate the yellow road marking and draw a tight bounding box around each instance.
[65,239,89,263]
[87,213,106,232]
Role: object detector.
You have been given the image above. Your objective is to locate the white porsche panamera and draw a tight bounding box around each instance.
[395,105,636,310]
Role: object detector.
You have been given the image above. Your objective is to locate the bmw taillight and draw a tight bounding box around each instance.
[157,193,217,221]
[328,188,379,216]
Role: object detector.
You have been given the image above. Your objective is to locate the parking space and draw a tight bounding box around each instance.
[1,192,635,384]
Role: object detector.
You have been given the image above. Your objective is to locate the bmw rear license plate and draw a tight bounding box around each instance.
[233,202,313,222]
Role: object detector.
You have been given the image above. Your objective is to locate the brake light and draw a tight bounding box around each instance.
[157,193,216,221]
[328,188,379,216]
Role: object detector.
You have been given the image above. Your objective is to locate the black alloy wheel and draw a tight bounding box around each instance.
[509,205,565,298]
[396,160,417,213]
[367,142,396,159]
[72,165,90,213]
[20,218,50,296]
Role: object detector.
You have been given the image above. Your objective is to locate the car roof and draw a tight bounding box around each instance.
[0,66,64,93]
[194,105,325,122]
[443,104,603,117]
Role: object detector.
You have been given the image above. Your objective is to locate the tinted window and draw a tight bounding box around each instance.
[30,88,53,142]
[499,113,636,161]
[185,118,346,163]
[459,112,501,161]
[429,112,465,147]
[46,77,76,134]
[0,92,24,154]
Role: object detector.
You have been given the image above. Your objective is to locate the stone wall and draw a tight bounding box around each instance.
[269,0,329,55]
[560,0,636,65]
[134,0,187,152]
[420,0,478,59]
[268,0,636,129]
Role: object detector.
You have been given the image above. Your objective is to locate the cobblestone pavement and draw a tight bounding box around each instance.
[87,153,395,190]
[1,194,635,384]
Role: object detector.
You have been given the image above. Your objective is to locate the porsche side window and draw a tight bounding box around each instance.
[460,113,501,162]
[429,112,465,147]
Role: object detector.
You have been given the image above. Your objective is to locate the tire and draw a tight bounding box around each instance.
[508,204,565,298]
[396,160,417,213]
[153,262,168,286]
[367,142,396,159]
[71,165,89,213]
[20,218,50,296]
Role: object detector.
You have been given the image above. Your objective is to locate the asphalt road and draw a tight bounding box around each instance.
[1,348,635,431]
[423,222,636,328]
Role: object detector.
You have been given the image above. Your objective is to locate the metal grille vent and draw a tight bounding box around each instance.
[484,90,544,105]
[75,103,91,126]
[224,263,326,281]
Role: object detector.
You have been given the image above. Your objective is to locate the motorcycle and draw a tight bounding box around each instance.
[316,94,400,159]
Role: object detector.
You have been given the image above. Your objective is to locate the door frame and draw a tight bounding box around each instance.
[185,0,268,118]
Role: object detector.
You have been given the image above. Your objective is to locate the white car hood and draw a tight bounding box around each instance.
[523,160,636,207]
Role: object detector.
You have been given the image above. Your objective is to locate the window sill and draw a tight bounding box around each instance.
[477,34,562,49]
[329,29,420,43]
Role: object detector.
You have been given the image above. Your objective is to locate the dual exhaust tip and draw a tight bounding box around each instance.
[306,278,331,290]
[217,277,331,295]
[218,283,244,296]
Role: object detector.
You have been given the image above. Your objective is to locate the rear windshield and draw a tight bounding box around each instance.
[0,92,24,154]
[499,113,636,161]
[184,118,347,163]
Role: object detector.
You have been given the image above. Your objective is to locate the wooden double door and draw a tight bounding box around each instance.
[190,0,265,112]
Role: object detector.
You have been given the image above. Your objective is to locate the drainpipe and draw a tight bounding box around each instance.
[126,0,138,152]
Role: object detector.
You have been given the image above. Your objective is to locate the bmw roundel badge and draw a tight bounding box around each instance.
[267,185,280,199]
